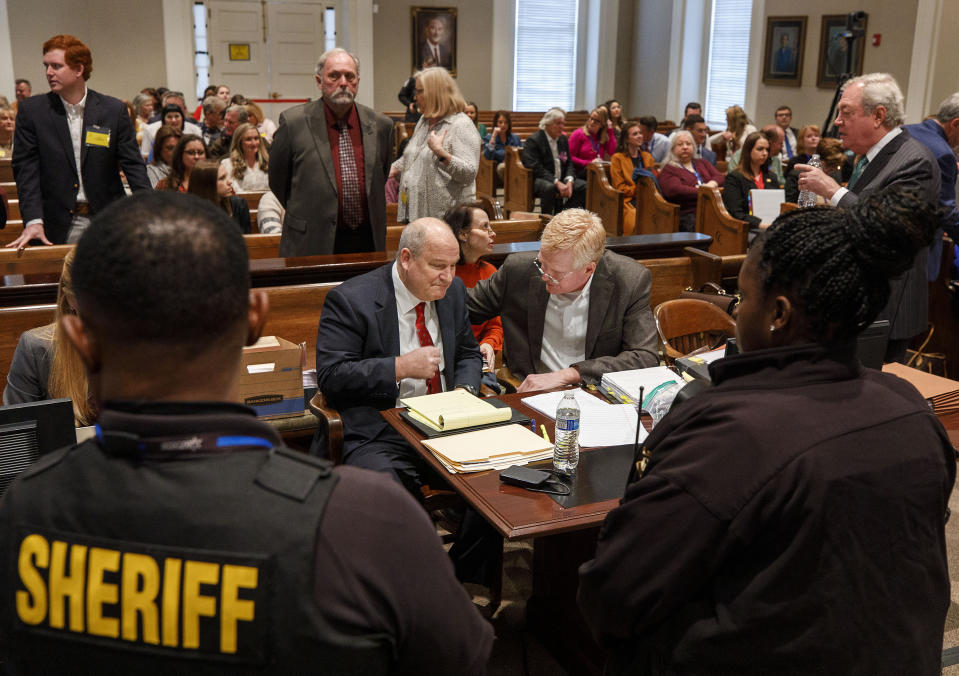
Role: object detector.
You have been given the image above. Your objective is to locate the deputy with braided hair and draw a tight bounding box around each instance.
[579,187,955,676]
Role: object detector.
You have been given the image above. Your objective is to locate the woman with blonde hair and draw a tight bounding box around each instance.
[569,107,617,178]
[708,104,756,155]
[3,250,95,425]
[244,101,278,143]
[389,67,480,222]
[0,105,14,158]
[221,122,270,192]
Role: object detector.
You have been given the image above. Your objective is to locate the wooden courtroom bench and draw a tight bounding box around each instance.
[235,191,267,233]
[696,185,748,255]
[7,200,20,221]
[0,159,12,183]
[477,153,497,198]
[585,163,625,236]
[503,146,533,215]
[635,175,680,235]
[1,182,16,199]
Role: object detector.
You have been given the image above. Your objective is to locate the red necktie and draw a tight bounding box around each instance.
[414,302,442,394]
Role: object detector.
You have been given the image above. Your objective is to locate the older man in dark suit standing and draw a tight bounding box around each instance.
[8,34,149,249]
[522,107,586,215]
[269,47,393,257]
[798,72,941,362]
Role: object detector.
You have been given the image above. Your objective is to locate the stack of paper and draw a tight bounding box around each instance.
[400,389,512,432]
[421,424,553,473]
[520,390,647,447]
[601,366,681,408]
[883,363,959,414]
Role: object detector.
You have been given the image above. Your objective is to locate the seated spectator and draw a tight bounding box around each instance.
[2,250,94,425]
[482,110,522,180]
[569,107,617,178]
[682,113,716,165]
[659,130,724,232]
[221,122,270,192]
[245,101,277,144]
[722,131,778,233]
[199,95,226,147]
[156,134,206,192]
[158,103,186,135]
[609,120,656,233]
[785,124,821,171]
[0,191,493,673]
[443,203,502,391]
[604,99,626,138]
[192,84,217,121]
[464,101,486,139]
[468,208,658,392]
[708,104,756,156]
[578,187,951,675]
[188,158,251,234]
[131,93,153,145]
[208,103,249,159]
[775,105,798,162]
[678,101,702,128]
[728,125,785,186]
[140,91,202,159]
[638,115,670,163]
[216,83,231,102]
[521,107,587,215]
[256,190,285,234]
[0,105,14,158]
[146,124,181,188]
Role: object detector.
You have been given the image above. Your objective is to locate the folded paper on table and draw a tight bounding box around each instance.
[401,389,513,431]
[521,390,647,447]
[422,424,553,473]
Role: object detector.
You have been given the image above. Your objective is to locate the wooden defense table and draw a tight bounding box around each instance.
[382,390,635,675]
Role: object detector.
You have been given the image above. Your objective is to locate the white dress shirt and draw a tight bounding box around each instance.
[538,274,594,373]
[392,262,446,404]
[62,90,88,204]
[829,127,902,206]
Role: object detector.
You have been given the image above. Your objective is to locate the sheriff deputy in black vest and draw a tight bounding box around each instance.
[0,191,493,674]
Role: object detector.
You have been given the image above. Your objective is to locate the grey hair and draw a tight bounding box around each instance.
[202,96,226,115]
[665,130,695,167]
[162,90,185,104]
[539,107,566,129]
[936,92,959,124]
[132,93,153,117]
[225,104,249,123]
[397,218,451,259]
[315,47,360,77]
[845,73,905,128]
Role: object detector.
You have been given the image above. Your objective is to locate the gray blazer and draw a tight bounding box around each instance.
[467,250,659,384]
[269,100,394,256]
[3,326,52,405]
[837,130,941,340]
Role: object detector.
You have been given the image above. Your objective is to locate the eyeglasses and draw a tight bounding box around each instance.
[183,149,205,156]
[533,257,575,285]
[473,222,493,233]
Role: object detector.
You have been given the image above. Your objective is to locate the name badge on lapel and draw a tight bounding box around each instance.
[84,125,111,148]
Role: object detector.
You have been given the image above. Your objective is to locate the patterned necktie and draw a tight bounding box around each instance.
[847,155,869,190]
[337,121,362,229]
[414,302,442,394]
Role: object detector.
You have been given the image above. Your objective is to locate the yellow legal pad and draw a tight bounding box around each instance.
[400,389,512,432]
[422,424,554,473]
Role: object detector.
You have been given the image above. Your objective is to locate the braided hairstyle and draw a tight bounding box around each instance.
[755,186,938,343]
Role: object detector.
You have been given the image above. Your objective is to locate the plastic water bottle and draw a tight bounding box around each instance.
[797,154,822,208]
[553,391,580,474]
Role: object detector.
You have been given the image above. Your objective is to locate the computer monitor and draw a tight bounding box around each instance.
[0,398,75,497]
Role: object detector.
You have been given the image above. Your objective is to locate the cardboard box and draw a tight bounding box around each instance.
[239,336,304,419]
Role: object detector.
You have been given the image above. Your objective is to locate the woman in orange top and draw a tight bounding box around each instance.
[443,202,502,390]
[609,120,655,234]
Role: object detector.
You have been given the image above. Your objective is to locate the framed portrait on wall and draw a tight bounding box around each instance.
[817,14,868,88]
[762,16,807,87]
[412,7,457,77]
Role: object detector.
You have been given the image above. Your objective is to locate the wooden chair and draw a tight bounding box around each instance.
[476,154,497,199]
[716,160,728,174]
[585,163,624,236]
[654,298,736,363]
[780,202,799,215]
[634,175,679,235]
[695,186,748,256]
[503,146,533,215]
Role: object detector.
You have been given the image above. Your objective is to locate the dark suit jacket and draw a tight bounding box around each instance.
[316,264,482,454]
[467,250,658,385]
[522,129,575,185]
[419,42,451,69]
[836,129,940,339]
[698,144,717,166]
[722,169,779,229]
[12,90,150,244]
[270,100,394,257]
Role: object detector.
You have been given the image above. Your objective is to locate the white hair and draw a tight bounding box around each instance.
[315,47,360,77]
[845,73,905,128]
[539,107,566,129]
[936,92,959,124]
[665,130,695,168]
